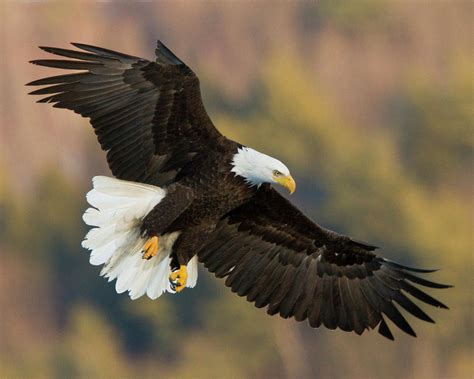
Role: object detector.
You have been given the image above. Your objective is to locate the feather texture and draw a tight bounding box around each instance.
[28,41,222,186]
[82,176,197,300]
[199,184,451,340]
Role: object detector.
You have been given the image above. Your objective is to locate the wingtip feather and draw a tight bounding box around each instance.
[383,259,439,273]
[378,318,395,340]
[38,46,54,53]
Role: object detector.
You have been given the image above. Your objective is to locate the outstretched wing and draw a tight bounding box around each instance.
[28,41,221,185]
[199,185,450,340]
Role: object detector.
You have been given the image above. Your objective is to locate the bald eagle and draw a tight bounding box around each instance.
[28,41,450,340]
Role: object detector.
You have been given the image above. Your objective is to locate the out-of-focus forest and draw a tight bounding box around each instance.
[1,1,472,378]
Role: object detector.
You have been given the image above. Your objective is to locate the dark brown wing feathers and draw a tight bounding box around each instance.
[28,41,220,185]
[199,185,450,340]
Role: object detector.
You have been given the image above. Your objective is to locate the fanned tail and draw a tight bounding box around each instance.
[81,176,198,299]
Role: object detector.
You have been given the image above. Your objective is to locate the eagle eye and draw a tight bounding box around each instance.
[273,170,283,177]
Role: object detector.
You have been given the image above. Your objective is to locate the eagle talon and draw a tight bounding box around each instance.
[169,280,179,292]
[142,236,159,260]
[169,265,188,292]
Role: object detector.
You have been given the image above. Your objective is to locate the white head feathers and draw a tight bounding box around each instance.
[231,147,290,187]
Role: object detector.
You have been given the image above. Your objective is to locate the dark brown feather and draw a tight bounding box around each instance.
[28,41,222,185]
[199,185,450,340]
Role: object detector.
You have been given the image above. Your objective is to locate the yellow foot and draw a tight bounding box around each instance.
[169,265,188,292]
[142,236,159,260]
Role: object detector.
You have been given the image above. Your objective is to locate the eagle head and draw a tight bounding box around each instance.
[231,147,296,194]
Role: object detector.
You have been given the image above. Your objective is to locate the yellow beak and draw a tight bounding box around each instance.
[275,175,296,194]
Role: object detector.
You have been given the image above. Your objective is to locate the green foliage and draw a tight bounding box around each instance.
[391,58,474,185]
[56,304,132,379]
[308,0,387,34]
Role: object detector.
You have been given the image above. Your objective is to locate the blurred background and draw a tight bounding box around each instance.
[1,1,472,378]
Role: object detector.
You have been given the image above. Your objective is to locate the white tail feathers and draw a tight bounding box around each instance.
[82,176,198,300]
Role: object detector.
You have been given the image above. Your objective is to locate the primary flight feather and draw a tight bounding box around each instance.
[28,41,450,340]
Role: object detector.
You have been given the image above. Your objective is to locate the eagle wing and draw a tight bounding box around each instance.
[199,185,450,340]
[28,42,221,185]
